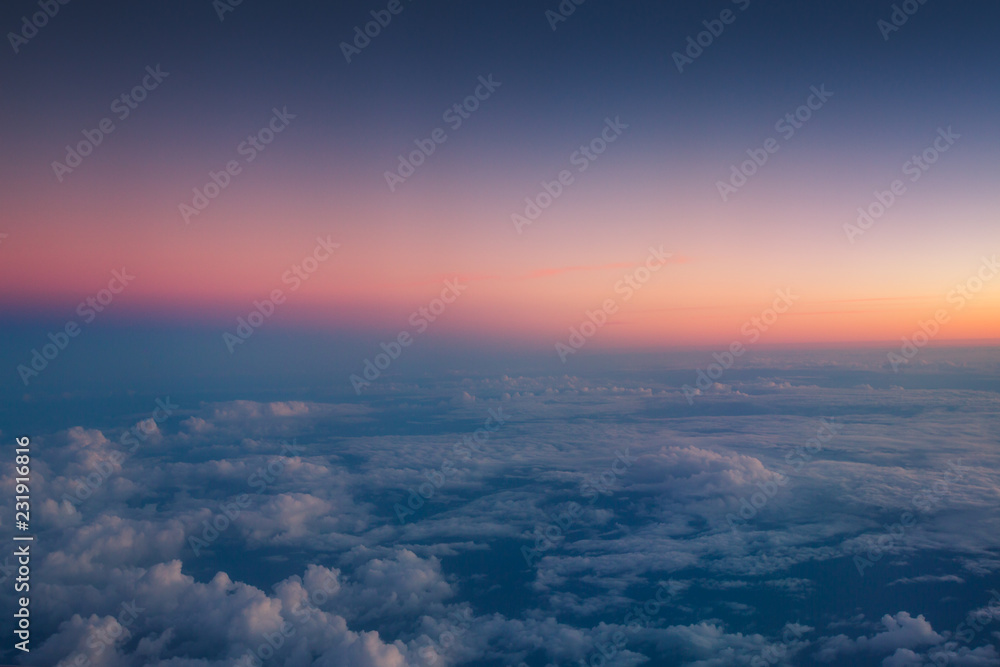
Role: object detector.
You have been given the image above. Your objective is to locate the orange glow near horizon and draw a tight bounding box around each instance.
[3,153,998,348]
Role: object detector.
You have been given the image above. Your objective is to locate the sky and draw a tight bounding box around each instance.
[1,3,1000,666]
[1,0,998,393]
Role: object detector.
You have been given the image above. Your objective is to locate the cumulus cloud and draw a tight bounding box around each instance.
[817,612,943,662]
[4,364,1000,666]
[627,445,778,498]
